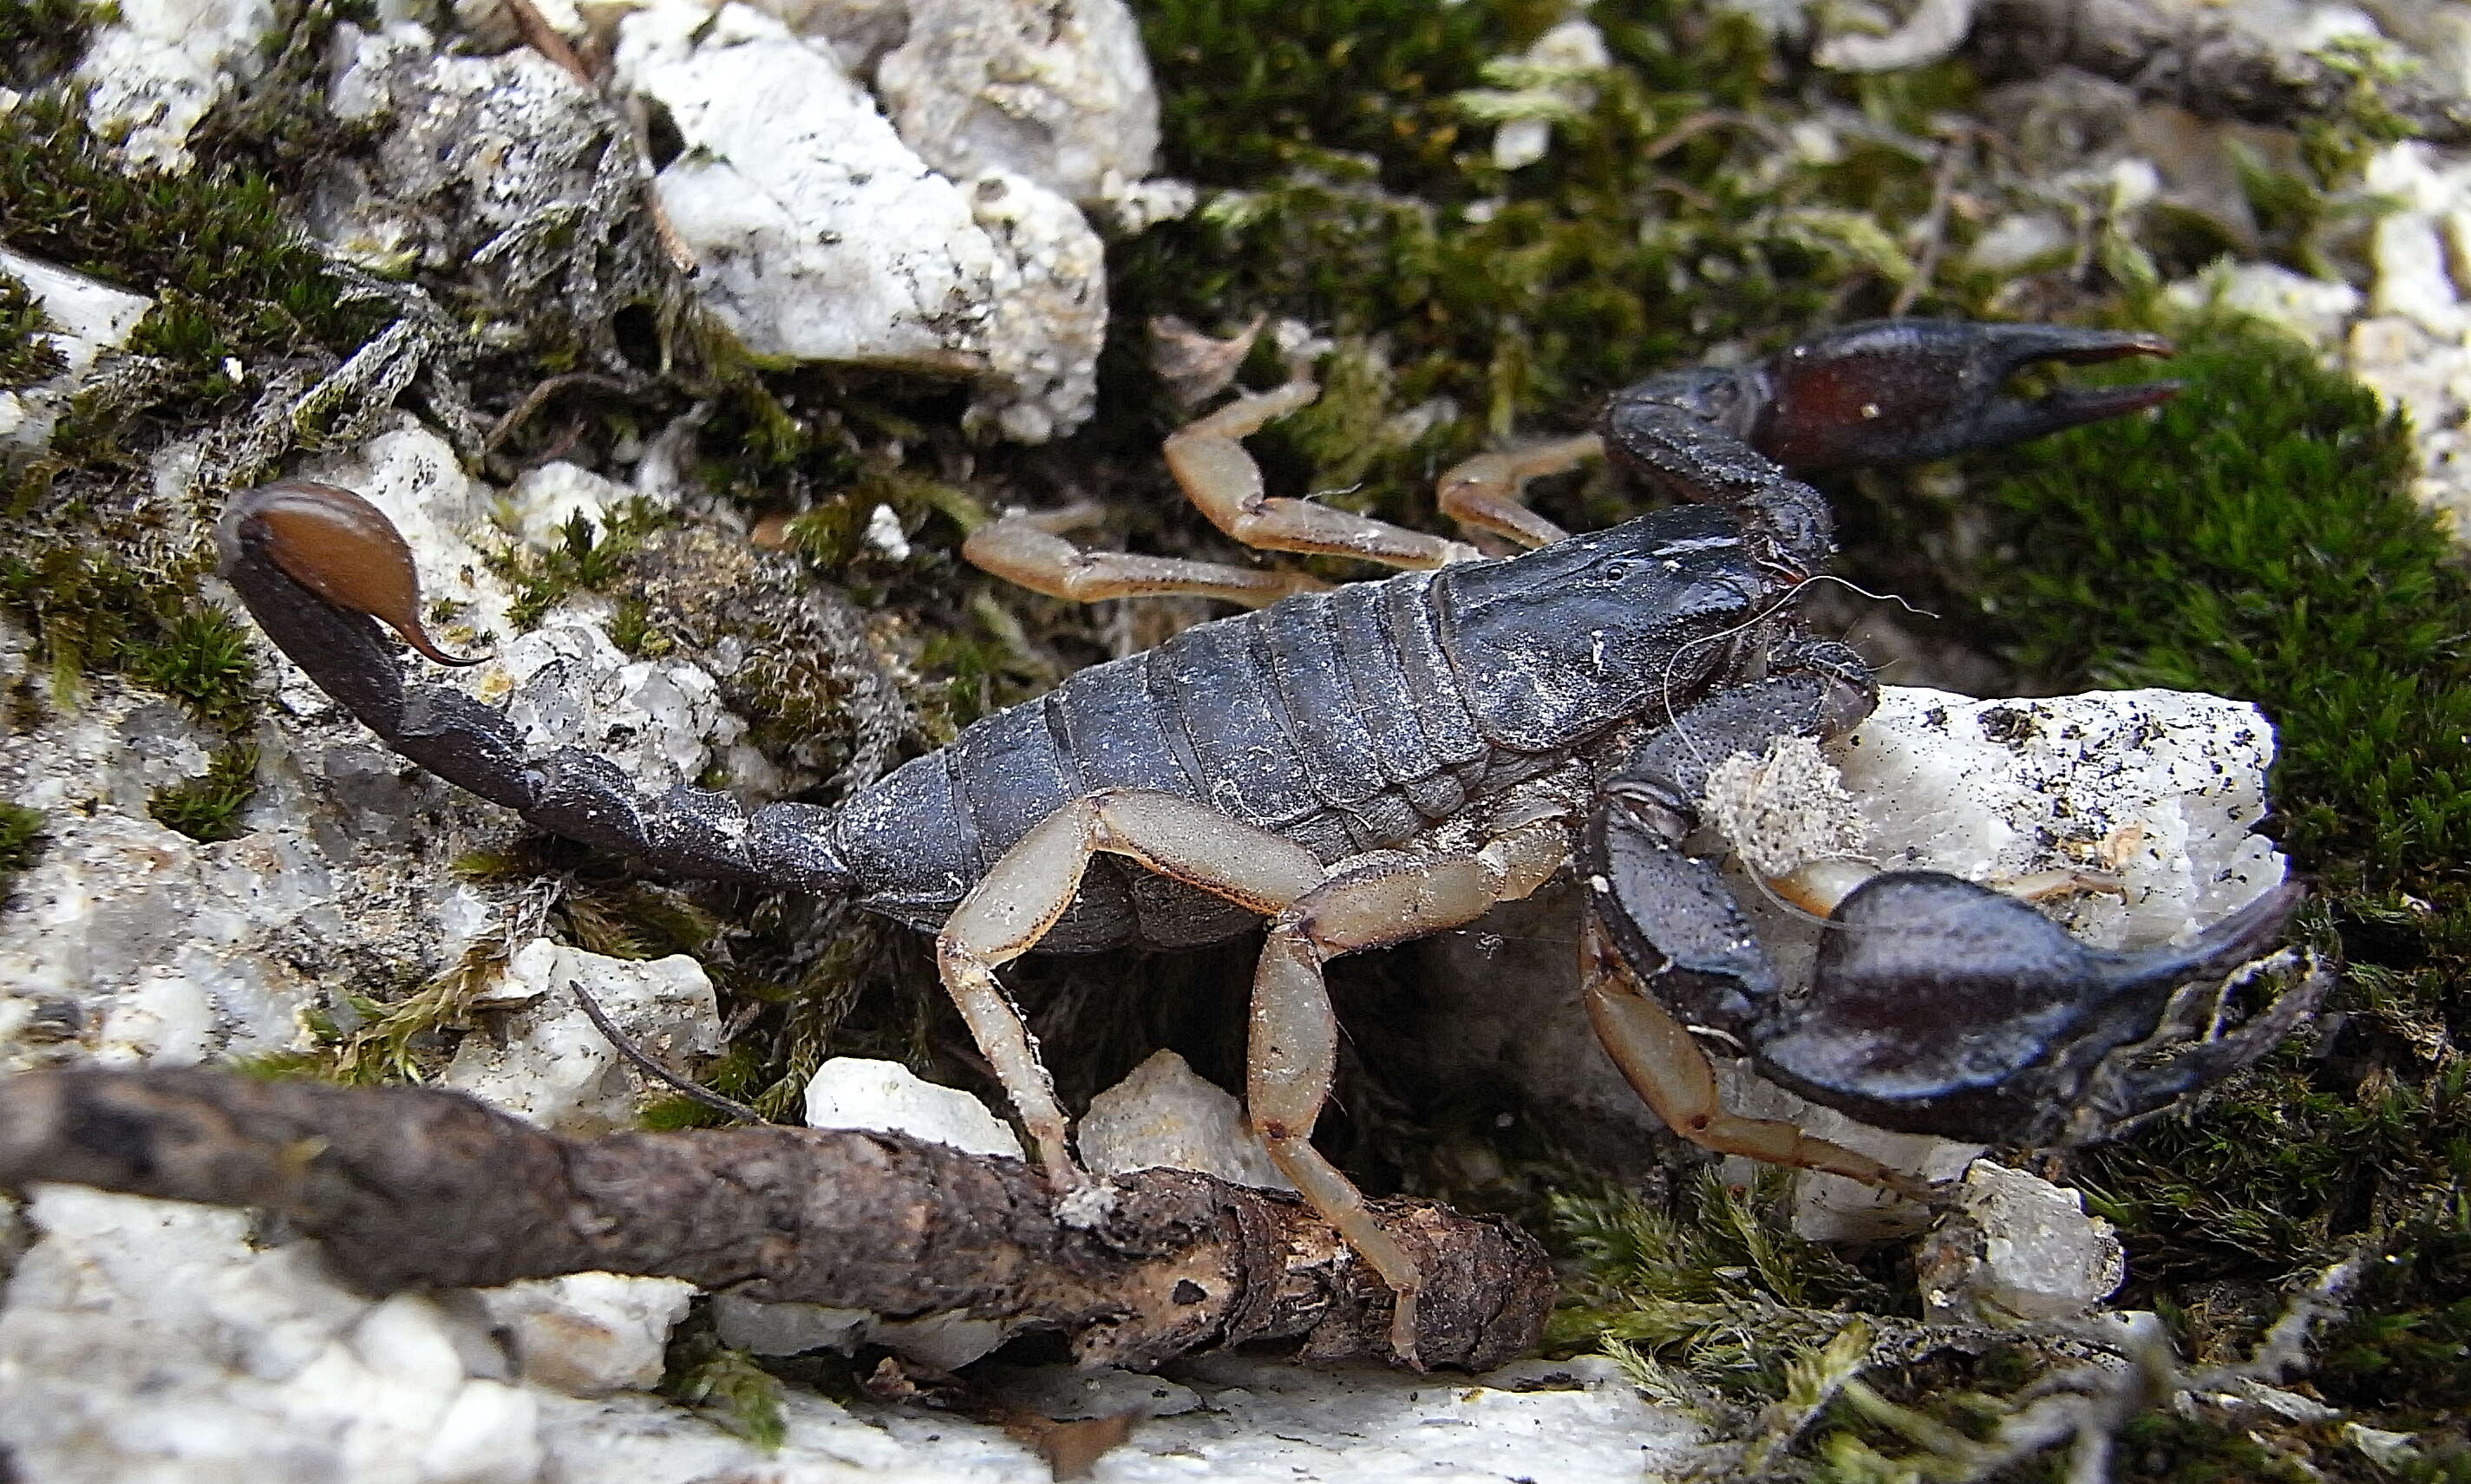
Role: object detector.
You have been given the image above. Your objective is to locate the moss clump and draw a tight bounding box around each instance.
[146,742,259,843]
[661,1323,788,1451]
[0,0,113,92]
[0,68,384,755]
[0,270,66,388]
[1982,320,2453,882]
[0,801,48,897]
[0,90,382,457]
[1115,0,1961,541]
[0,547,259,732]
[1970,316,2471,1430]
[489,502,670,631]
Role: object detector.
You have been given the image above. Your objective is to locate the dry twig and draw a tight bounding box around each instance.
[0,1067,1553,1372]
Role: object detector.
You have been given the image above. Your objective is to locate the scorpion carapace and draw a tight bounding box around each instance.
[219,319,2313,1368]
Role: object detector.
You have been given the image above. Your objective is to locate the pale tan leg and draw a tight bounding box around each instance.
[942,788,1568,1364]
[963,501,1327,610]
[1768,860,2125,920]
[935,788,1325,1187]
[1250,816,1569,1363]
[1434,434,1603,549]
[1767,857,1879,919]
[1579,920,1940,1204]
[1164,379,1481,570]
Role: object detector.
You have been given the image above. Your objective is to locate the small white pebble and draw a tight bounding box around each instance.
[864,503,912,560]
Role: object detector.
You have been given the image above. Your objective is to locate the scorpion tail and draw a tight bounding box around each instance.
[1751,872,2311,1147]
[219,481,853,896]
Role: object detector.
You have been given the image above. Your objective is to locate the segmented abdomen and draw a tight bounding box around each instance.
[832,569,1496,951]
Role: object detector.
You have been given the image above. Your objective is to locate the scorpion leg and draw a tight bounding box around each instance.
[1580,925,1935,1200]
[1433,434,1602,550]
[1164,376,1481,570]
[936,787,1566,1365]
[964,500,1327,609]
[936,789,1327,1184]
[1252,812,1568,1364]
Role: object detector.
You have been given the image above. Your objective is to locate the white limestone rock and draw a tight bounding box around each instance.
[2334,142,2471,538]
[1831,687,2283,951]
[613,2,1106,441]
[873,0,1160,204]
[1076,1048,1292,1191]
[2167,260,2364,353]
[801,1056,1025,1158]
[1415,685,2291,1224]
[323,25,605,265]
[477,1273,699,1396]
[0,670,500,1080]
[0,1185,543,1484]
[496,624,744,795]
[442,938,723,1136]
[507,461,650,549]
[0,247,154,451]
[73,0,279,173]
[1916,1160,2128,1322]
[522,1352,1706,1483]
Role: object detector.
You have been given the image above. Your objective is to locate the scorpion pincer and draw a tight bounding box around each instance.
[218,319,2313,1367]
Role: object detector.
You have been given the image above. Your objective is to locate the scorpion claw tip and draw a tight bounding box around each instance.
[1989,377,2182,444]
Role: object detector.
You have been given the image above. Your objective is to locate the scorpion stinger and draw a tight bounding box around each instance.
[219,481,856,897]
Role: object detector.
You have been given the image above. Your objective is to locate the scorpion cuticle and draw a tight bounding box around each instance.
[220,318,2311,1365]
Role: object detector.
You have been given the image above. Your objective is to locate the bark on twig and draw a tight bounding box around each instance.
[1964,0,2471,144]
[0,1068,1553,1372]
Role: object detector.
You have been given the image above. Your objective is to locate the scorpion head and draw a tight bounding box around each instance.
[1433,508,1775,748]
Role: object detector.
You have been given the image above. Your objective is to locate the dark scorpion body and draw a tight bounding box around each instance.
[219,319,2314,1368]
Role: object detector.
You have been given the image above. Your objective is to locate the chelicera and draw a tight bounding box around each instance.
[219,318,2311,1367]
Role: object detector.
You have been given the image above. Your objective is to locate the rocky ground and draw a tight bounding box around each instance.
[1,0,2467,1479]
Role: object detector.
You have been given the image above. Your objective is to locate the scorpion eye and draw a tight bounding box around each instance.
[1600,561,1631,580]
[224,480,487,667]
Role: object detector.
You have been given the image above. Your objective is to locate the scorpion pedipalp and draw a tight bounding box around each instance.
[1756,872,2312,1147]
[1750,319,2180,471]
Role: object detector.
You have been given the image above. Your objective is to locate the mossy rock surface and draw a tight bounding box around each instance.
[0,0,2464,1473]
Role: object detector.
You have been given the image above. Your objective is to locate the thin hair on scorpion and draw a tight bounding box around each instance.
[1652,573,1937,768]
[1644,573,1940,935]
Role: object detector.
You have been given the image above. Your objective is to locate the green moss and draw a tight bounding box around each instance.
[0,0,114,91]
[0,90,381,441]
[489,501,670,631]
[1979,319,2453,883]
[1967,316,2471,1429]
[327,942,508,1085]
[1113,0,1966,546]
[0,269,66,388]
[147,741,259,843]
[0,547,260,731]
[661,1324,788,1451]
[0,801,48,898]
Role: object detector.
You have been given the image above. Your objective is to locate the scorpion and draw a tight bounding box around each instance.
[218,317,2309,1366]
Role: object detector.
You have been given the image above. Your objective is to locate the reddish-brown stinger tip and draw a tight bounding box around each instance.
[229,481,489,667]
